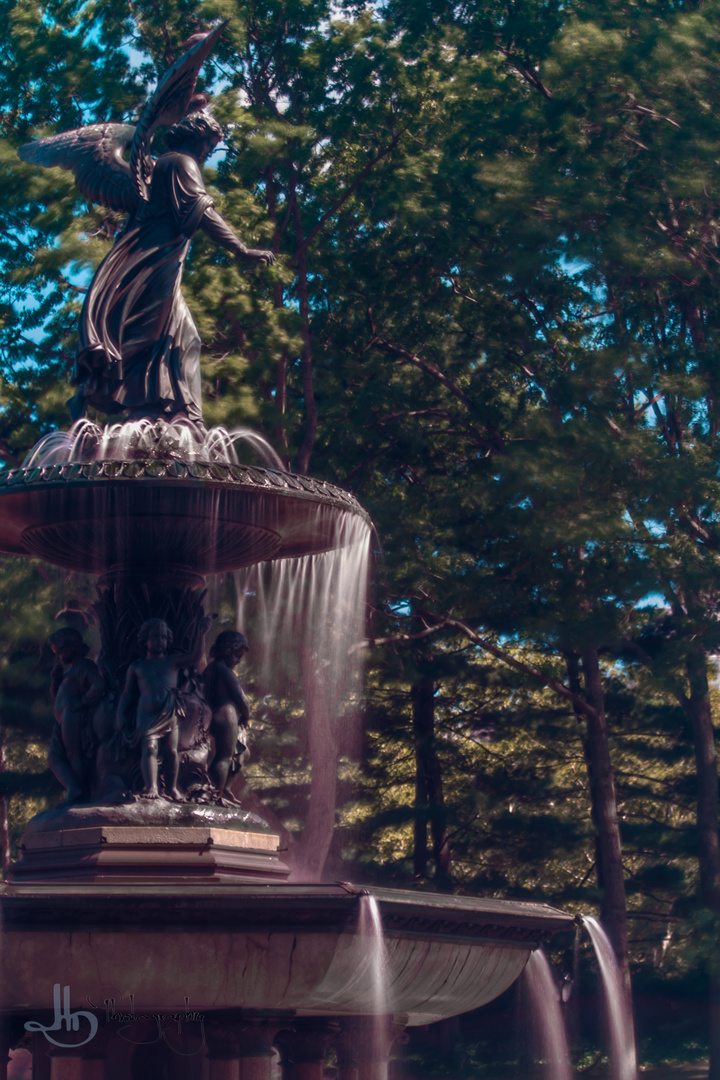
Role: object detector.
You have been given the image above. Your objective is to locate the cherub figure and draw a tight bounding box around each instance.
[18,24,273,425]
[117,615,211,800]
[203,630,250,799]
[48,627,105,804]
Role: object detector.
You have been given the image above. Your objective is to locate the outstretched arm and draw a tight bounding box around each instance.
[200,208,275,265]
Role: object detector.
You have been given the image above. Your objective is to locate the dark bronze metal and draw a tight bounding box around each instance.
[47,628,106,805]
[18,24,274,425]
[41,584,256,810]
[204,631,251,800]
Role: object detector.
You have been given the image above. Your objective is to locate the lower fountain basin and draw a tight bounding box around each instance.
[0,460,368,573]
[0,882,573,1026]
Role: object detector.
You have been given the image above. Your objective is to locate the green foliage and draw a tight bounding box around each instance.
[0,0,720,1069]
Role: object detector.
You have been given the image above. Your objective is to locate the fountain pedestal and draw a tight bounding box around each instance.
[13,822,289,883]
[0,447,577,1078]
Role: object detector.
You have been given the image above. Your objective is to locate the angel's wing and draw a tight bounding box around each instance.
[130,21,228,202]
[18,123,139,214]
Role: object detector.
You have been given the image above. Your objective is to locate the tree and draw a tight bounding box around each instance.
[2,0,720,1069]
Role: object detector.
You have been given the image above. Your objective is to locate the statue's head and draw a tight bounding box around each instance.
[49,626,89,660]
[137,618,173,654]
[165,111,224,160]
[209,630,249,661]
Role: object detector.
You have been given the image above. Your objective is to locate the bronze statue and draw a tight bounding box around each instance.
[48,627,105,803]
[116,616,212,800]
[18,24,274,425]
[204,630,250,799]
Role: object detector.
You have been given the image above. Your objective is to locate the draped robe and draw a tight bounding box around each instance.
[73,152,214,422]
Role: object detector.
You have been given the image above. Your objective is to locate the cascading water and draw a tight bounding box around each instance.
[306,893,391,1013]
[581,915,637,1080]
[359,892,393,1080]
[303,892,392,1079]
[521,949,573,1080]
[21,417,286,469]
[236,511,371,710]
[358,893,390,1021]
[235,511,372,879]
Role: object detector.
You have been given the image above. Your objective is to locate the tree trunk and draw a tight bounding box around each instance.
[682,644,720,1080]
[566,649,632,1003]
[412,676,429,879]
[411,675,450,882]
[0,734,9,874]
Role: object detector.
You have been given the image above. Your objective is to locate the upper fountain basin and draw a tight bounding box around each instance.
[0,460,369,573]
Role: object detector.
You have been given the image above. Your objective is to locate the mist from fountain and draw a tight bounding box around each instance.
[581,915,637,1080]
[21,417,286,469]
[521,949,573,1080]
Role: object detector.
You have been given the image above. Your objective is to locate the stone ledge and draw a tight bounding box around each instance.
[22,826,280,852]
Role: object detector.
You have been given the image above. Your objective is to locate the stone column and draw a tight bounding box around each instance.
[32,1039,51,1080]
[236,1022,276,1080]
[335,1028,358,1080]
[81,1058,105,1080]
[205,1020,239,1080]
[49,1057,83,1080]
[337,1018,407,1080]
[276,1020,339,1080]
[205,1016,279,1080]
[209,1061,238,1080]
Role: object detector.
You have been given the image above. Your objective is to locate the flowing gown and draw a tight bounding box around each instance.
[73,152,215,422]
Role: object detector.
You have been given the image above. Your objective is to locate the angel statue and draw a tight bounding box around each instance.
[19,23,274,425]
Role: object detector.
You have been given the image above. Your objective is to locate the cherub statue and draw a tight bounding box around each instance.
[48,627,106,804]
[18,24,274,425]
[117,615,212,800]
[203,630,250,799]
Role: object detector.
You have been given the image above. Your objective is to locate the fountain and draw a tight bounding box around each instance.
[0,24,580,1080]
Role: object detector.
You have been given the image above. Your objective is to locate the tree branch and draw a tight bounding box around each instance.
[442,615,600,721]
[291,129,406,265]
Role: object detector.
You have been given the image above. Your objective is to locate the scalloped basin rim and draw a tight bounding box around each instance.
[0,461,365,511]
[0,462,370,572]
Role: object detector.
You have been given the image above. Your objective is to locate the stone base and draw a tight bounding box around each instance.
[12,799,290,883]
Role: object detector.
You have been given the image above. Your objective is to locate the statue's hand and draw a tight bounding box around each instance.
[240,248,275,267]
